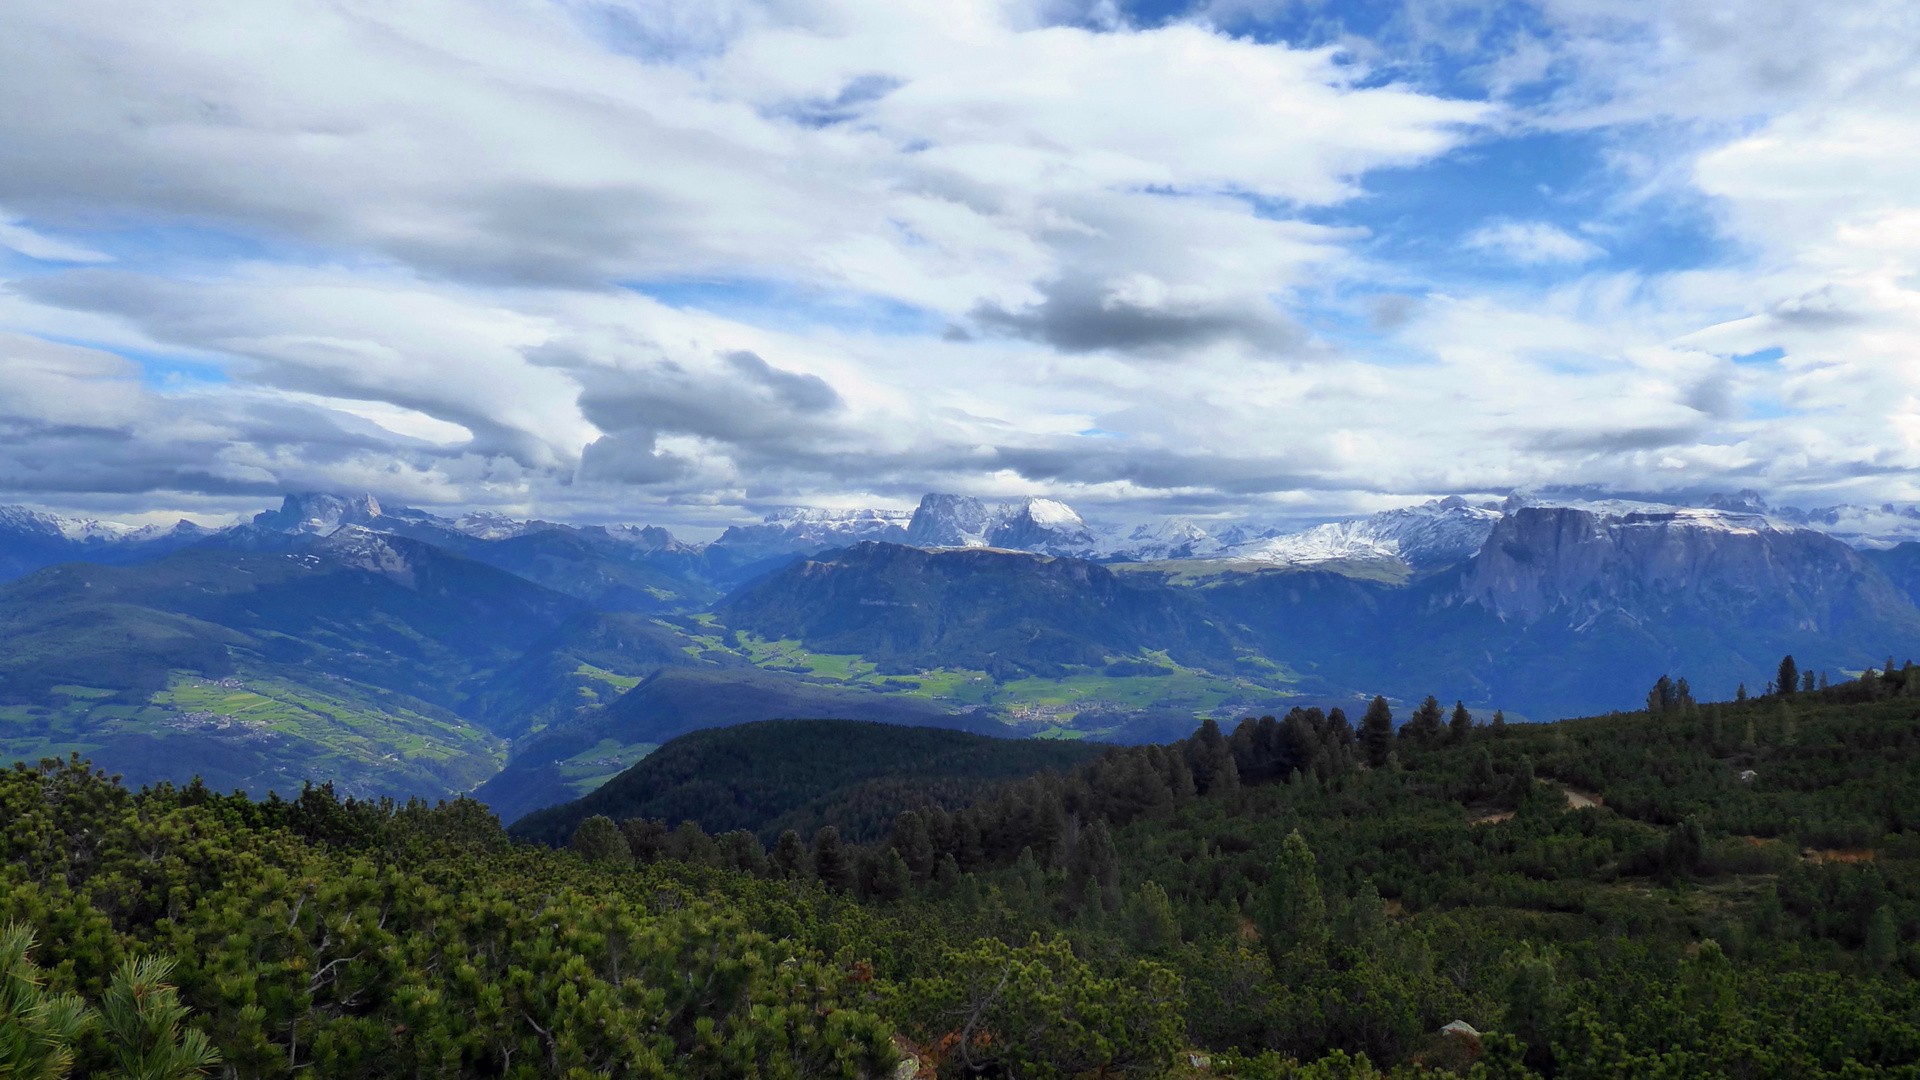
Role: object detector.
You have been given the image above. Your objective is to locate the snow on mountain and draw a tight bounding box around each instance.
[449,510,553,541]
[1221,496,1504,571]
[1688,490,1920,550]
[586,523,695,552]
[711,506,913,560]
[987,498,1105,555]
[1458,503,1867,626]
[1119,518,1229,561]
[312,524,421,588]
[0,505,220,545]
[904,494,1109,556]
[904,494,997,547]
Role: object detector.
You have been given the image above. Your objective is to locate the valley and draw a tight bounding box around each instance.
[4,489,1920,819]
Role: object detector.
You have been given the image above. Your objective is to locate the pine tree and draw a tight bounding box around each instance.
[889,810,936,883]
[1361,696,1394,766]
[1802,670,1816,694]
[1647,674,1676,713]
[97,954,223,1080]
[1328,706,1354,748]
[1467,748,1496,796]
[869,849,911,902]
[1490,709,1508,736]
[1866,905,1899,971]
[1777,655,1799,698]
[619,817,668,863]
[1130,882,1182,954]
[569,815,630,864]
[718,830,768,876]
[1185,718,1237,794]
[1068,819,1120,913]
[772,829,811,880]
[0,924,90,1080]
[1450,701,1472,744]
[1258,830,1327,963]
[1406,696,1445,744]
[812,826,855,892]
[1736,683,1749,703]
[1505,943,1560,1070]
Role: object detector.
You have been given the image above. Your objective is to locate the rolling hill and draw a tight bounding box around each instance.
[507,718,1106,843]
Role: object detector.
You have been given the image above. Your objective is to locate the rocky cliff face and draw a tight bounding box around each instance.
[905,494,998,547]
[1457,506,1919,638]
[904,494,1106,556]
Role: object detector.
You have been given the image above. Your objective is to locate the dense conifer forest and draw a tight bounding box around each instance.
[9,661,1920,1077]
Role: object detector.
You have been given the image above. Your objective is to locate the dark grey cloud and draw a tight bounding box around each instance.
[772,74,905,128]
[1367,294,1419,331]
[969,276,1305,356]
[723,350,842,413]
[1523,424,1703,454]
[1766,286,1867,328]
[1683,371,1737,418]
[576,429,693,484]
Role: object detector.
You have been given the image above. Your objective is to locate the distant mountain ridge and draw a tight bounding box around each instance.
[7,486,1920,591]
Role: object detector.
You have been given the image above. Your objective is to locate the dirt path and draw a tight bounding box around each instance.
[1562,787,1603,810]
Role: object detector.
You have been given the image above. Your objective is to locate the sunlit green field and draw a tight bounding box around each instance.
[0,670,505,799]
[726,632,1297,734]
[555,738,660,796]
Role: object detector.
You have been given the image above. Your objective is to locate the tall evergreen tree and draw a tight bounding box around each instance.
[1490,709,1507,735]
[889,810,936,884]
[1777,655,1799,698]
[1406,696,1444,744]
[771,829,811,880]
[1258,830,1327,964]
[812,826,855,892]
[1067,818,1120,914]
[1449,701,1472,744]
[1361,696,1394,767]
[1185,718,1237,795]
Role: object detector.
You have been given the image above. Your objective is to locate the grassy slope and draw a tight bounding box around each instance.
[0,545,585,799]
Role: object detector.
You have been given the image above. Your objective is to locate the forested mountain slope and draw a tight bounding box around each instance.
[12,668,1920,1078]
[471,668,991,824]
[719,541,1247,680]
[509,718,1106,845]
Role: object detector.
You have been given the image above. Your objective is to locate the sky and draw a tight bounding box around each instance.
[0,0,1917,530]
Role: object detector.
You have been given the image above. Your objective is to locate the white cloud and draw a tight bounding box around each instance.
[1464,220,1603,264]
[0,216,110,263]
[0,0,1916,524]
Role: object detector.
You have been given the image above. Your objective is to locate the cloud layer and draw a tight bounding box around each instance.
[0,0,1915,526]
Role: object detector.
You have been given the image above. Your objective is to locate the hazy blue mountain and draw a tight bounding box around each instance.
[0,505,215,581]
[718,541,1246,679]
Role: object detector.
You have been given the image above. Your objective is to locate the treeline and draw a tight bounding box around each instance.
[570,697,1505,907]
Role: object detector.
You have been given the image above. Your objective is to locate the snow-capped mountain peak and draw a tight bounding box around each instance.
[1220,496,1503,571]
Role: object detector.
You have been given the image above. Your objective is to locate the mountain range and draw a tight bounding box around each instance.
[3,487,1919,820]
